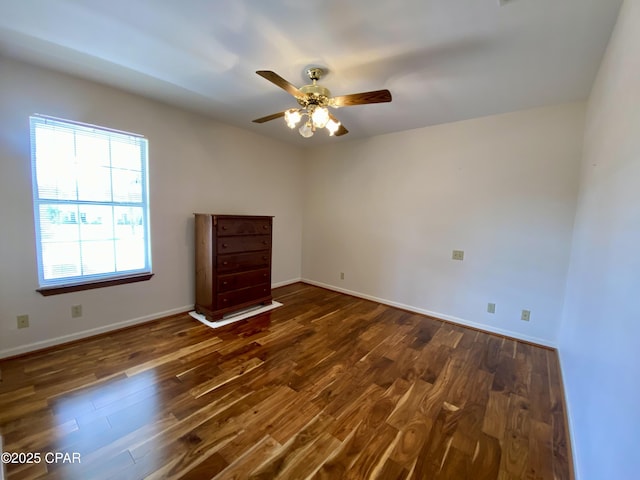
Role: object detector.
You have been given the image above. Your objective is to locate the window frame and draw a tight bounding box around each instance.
[30,115,153,296]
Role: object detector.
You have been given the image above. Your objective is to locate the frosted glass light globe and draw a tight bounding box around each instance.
[311,107,329,129]
[284,109,302,129]
[326,118,341,136]
[299,122,314,138]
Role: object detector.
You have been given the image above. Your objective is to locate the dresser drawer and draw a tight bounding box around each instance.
[217,218,271,236]
[217,251,270,273]
[217,269,270,293]
[217,235,270,254]
[217,284,271,309]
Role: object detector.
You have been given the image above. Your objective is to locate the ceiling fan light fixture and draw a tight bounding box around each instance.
[326,118,341,136]
[311,106,329,129]
[299,121,314,138]
[253,68,391,139]
[284,108,301,129]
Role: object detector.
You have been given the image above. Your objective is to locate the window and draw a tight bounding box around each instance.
[30,115,152,295]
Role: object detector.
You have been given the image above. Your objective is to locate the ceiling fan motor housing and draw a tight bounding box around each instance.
[298,84,331,107]
[296,67,331,107]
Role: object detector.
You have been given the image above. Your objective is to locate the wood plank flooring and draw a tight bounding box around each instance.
[0,283,572,479]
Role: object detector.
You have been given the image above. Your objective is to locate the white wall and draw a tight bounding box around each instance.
[0,56,304,357]
[559,1,640,478]
[303,103,585,345]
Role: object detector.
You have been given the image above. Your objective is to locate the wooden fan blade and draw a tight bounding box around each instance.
[252,111,286,124]
[331,89,392,107]
[256,70,304,98]
[335,124,349,136]
[328,113,349,136]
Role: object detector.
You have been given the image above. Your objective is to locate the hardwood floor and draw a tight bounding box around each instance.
[0,283,572,479]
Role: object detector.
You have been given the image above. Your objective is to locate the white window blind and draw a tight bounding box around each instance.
[30,115,151,287]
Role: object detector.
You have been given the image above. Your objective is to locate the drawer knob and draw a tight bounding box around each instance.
[263,225,268,229]
[223,243,228,248]
[263,273,267,277]
[263,240,267,245]
[262,256,267,260]
[222,281,228,285]
[222,226,228,230]
[223,298,228,303]
[223,261,228,265]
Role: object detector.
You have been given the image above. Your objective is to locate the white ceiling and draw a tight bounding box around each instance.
[0,0,623,147]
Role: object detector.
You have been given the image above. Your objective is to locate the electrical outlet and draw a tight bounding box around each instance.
[487,303,496,314]
[340,272,344,280]
[521,309,531,322]
[17,314,29,329]
[71,305,83,318]
[452,250,464,261]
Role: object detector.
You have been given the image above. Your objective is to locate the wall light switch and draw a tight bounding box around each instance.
[487,303,496,314]
[521,309,531,321]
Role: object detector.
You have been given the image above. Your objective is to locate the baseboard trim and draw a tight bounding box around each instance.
[556,350,578,480]
[272,277,302,288]
[302,278,557,348]
[0,305,193,359]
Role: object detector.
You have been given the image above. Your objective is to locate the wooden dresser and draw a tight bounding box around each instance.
[194,214,273,320]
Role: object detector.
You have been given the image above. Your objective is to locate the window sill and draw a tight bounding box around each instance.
[36,273,154,296]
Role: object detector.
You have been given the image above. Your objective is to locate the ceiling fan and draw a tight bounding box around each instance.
[252,67,392,138]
